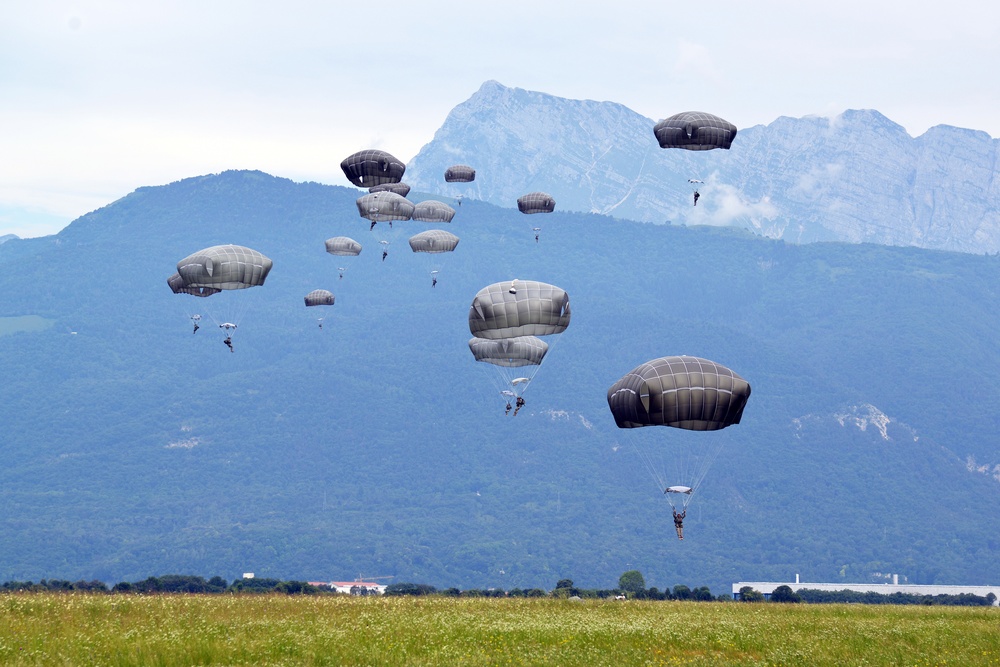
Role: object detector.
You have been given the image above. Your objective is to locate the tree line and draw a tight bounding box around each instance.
[2,574,995,607]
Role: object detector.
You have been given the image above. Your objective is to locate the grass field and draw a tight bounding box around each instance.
[1,594,998,666]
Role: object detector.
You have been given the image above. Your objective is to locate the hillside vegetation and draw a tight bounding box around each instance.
[0,170,998,591]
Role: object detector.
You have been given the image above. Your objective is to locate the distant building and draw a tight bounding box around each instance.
[307,581,387,595]
[733,574,1000,605]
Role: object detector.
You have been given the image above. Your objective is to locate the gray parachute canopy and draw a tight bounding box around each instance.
[356,192,414,222]
[304,289,335,307]
[176,245,272,290]
[412,200,456,223]
[369,182,411,197]
[167,272,220,297]
[468,336,548,367]
[445,165,476,182]
[340,149,406,188]
[409,229,459,253]
[325,236,363,256]
[517,192,556,214]
[607,356,751,431]
[468,280,571,339]
[653,112,737,151]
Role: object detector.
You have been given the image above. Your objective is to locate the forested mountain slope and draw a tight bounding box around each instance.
[1,170,998,593]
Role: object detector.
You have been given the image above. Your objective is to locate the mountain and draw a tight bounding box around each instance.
[0,234,17,245]
[1,170,999,594]
[405,81,1000,254]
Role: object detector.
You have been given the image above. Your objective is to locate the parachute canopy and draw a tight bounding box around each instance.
[517,192,556,214]
[468,336,549,367]
[168,272,220,297]
[409,229,459,254]
[469,280,571,339]
[304,289,335,307]
[325,236,362,257]
[445,165,476,182]
[412,200,456,223]
[176,245,272,290]
[369,182,411,197]
[340,149,406,188]
[653,112,737,151]
[356,192,414,222]
[607,355,751,431]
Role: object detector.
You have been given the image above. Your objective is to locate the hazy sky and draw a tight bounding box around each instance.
[3,0,998,238]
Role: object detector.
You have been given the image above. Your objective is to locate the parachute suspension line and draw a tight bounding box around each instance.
[629,438,669,498]
[678,437,727,510]
[198,288,259,338]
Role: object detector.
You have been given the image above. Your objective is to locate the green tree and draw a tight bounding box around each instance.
[385,582,436,596]
[553,579,579,598]
[618,570,646,595]
[770,585,801,603]
[738,586,765,602]
[692,586,714,601]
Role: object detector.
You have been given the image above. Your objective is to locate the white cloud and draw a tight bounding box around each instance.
[676,175,779,230]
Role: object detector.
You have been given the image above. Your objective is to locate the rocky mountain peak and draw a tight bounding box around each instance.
[406,82,1000,253]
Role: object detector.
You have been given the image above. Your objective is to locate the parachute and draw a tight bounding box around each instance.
[176,245,272,290]
[304,289,335,328]
[408,230,459,254]
[468,280,571,339]
[356,192,414,223]
[325,236,362,260]
[607,356,750,431]
[607,355,751,511]
[304,289,335,307]
[369,182,411,197]
[168,272,220,298]
[653,112,737,151]
[357,192,414,256]
[468,281,570,413]
[412,200,456,223]
[410,230,459,286]
[469,336,549,408]
[172,245,272,345]
[325,237,362,281]
[340,149,406,188]
[517,192,556,214]
[445,165,476,182]
[468,335,548,367]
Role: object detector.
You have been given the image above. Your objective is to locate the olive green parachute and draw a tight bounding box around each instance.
[517,192,556,214]
[468,280,571,339]
[653,112,737,151]
[445,165,476,182]
[369,182,411,197]
[176,245,272,290]
[469,335,550,406]
[304,289,335,307]
[468,336,548,367]
[408,230,459,253]
[607,356,751,431]
[356,192,415,222]
[412,200,456,223]
[167,272,220,297]
[340,149,406,187]
[324,237,362,256]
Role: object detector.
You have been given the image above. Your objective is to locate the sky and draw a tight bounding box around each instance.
[3,0,998,238]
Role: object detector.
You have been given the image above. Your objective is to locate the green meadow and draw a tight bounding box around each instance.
[1,594,998,666]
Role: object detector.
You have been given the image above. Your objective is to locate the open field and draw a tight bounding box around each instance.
[1,594,998,666]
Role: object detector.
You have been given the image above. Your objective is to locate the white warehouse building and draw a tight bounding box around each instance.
[733,574,1000,605]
